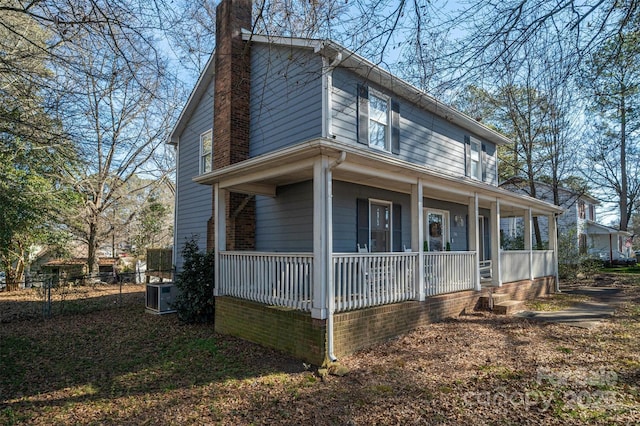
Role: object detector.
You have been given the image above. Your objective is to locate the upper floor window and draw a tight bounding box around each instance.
[578,200,586,219]
[368,91,390,151]
[357,84,400,154]
[589,204,595,221]
[200,130,212,174]
[465,135,485,181]
[470,138,481,180]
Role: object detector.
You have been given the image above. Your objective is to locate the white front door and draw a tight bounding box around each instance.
[424,209,448,251]
[478,215,486,261]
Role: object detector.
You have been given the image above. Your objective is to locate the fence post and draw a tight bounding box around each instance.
[42,277,52,319]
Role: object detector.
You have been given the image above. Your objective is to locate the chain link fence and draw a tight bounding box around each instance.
[0,272,153,323]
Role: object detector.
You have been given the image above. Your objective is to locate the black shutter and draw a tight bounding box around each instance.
[391,99,400,154]
[392,203,402,252]
[464,135,471,177]
[481,143,487,181]
[357,84,369,145]
[357,198,369,250]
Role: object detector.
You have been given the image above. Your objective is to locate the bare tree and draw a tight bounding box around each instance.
[581,31,640,231]
[55,22,180,274]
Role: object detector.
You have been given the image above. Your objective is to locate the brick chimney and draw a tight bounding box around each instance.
[208,0,255,251]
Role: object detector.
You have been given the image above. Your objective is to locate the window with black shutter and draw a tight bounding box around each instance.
[464,135,483,181]
[357,84,400,155]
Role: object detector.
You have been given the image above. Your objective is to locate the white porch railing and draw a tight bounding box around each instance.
[218,252,313,311]
[424,251,477,296]
[332,252,417,312]
[500,250,530,283]
[500,250,556,283]
[220,250,546,312]
[532,250,555,278]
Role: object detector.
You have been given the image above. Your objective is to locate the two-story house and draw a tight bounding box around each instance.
[169,0,564,365]
[501,178,633,264]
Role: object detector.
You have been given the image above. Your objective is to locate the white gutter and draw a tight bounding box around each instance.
[326,151,346,362]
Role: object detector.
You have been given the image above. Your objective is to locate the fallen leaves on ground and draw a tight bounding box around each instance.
[1,276,639,425]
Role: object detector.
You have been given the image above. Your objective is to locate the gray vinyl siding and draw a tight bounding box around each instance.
[255,180,412,252]
[331,67,498,185]
[255,182,314,252]
[250,44,323,156]
[254,180,495,254]
[332,181,411,252]
[174,77,215,270]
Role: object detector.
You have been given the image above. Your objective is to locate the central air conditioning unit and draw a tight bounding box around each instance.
[146,282,178,314]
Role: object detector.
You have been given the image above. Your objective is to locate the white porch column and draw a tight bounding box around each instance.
[312,156,329,319]
[213,183,227,297]
[411,179,425,301]
[549,213,560,292]
[490,200,502,286]
[325,160,334,317]
[469,193,480,291]
[524,208,533,280]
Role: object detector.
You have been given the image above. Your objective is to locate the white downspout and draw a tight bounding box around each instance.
[321,51,342,139]
[326,151,346,363]
[321,47,344,364]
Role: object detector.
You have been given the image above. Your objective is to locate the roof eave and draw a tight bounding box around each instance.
[167,51,217,145]
[195,138,563,215]
[242,32,512,147]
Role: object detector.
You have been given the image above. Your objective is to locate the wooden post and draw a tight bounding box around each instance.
[312,156,329,319]
[490,200,502,286]
[214,183,226,297]
[549,213,560,292]
[524,208,533,280]
[469,193,480,291]
[412,179,425,301]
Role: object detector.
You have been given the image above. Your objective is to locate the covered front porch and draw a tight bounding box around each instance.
[217,249,557,315]
[198,138,563,320]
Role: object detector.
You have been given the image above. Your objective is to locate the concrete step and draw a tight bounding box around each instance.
[477,293,511,310]
[493,300,524,315]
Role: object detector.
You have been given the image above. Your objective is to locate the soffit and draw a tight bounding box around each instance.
[193,138,563,216]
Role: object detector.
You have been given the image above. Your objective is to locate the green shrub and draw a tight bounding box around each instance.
[557,227,579,279]
[579,258,603,278]
[172,238,215,324]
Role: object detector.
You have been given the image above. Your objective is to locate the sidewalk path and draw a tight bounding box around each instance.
[516,287,623,329]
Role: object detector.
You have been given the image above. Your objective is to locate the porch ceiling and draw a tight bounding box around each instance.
[194,138,564,216]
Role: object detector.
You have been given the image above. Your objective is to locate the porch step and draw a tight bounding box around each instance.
[478,293,510,310]
[493,300,524,315]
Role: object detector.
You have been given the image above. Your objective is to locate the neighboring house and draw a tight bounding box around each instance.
[169,0,563,364]
[42,257,118,282]
[500,178,633,263]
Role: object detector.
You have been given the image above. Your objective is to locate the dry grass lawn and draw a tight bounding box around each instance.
[1,276,639,425]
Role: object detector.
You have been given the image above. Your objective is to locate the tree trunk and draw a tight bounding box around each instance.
[3,255,24,292]
[619,96,629,231]
[87,221,99,276]
[527,163,544,248]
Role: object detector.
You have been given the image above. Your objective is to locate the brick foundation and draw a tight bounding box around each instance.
[215,297,327,366]
[334,276,554,357]
[215,277,555,364]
